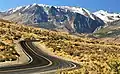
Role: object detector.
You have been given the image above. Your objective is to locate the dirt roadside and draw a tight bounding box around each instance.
[33,42,80,64]
[0,40,29,67]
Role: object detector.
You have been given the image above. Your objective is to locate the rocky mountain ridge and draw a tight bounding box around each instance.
[0,3,120,33]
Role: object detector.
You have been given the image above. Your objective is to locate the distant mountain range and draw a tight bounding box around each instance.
[0,3,120,33]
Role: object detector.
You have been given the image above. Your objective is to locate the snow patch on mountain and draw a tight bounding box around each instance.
[6,3,95,20]
[23,5,31,11]
[7,6,23,14]
[56,6,95,20]
[94,10,120,23]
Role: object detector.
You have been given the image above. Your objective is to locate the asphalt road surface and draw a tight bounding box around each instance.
[0,41,80,74]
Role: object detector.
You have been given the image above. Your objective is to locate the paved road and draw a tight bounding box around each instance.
[0,41,80,74]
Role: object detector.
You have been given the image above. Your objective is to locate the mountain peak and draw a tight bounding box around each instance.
[94,10,120,23]
[7,6,23,14]
[96,10,108,13]
[32,3,37,6]
[6,3,95,19]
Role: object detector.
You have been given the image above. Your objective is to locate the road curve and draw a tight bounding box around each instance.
[0,41,80,74]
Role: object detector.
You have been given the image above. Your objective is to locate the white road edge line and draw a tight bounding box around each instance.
[0,42,52,73]
[0,41,78,73]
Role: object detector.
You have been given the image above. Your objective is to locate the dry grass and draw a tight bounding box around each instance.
[0,20,120,73]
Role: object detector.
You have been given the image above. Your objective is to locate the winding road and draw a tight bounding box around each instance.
[0,41,80,74]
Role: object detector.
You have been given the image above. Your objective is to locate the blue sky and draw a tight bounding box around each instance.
[0,0,119,13]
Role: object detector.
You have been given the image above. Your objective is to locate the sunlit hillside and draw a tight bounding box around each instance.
[0,19,120,73]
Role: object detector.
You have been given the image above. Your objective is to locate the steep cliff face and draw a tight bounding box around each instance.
[0,4,105,33]
[74,13,104,33]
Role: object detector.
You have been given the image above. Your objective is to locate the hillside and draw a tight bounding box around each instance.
[93,19,120,38]
[0,19,120,73]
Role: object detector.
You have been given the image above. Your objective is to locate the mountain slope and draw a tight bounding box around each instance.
[93,19,120,38]
[0,4,105,33]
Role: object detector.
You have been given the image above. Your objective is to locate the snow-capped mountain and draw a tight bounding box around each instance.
[94,10,120,23]
[6,3,49,14]
[0,3,105,33]
[6,3,95,20]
